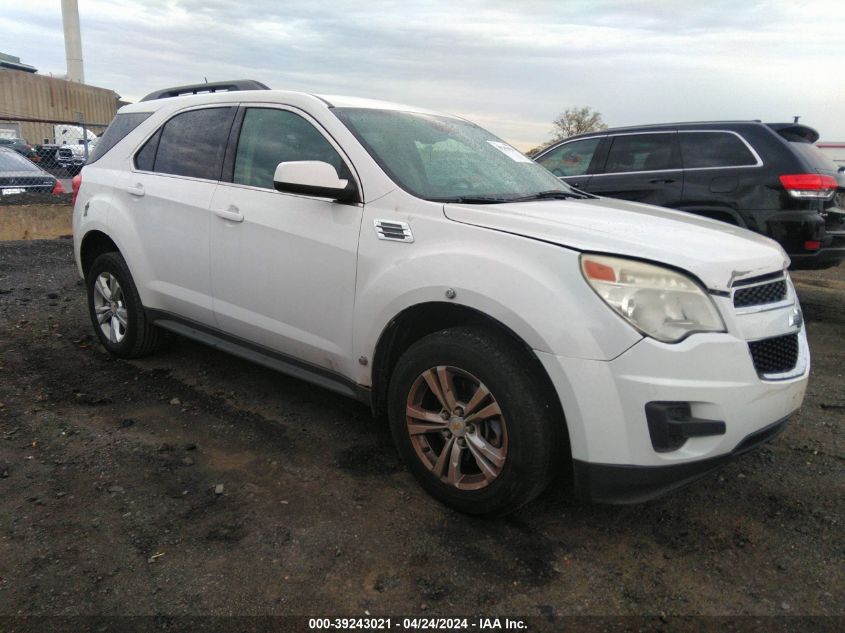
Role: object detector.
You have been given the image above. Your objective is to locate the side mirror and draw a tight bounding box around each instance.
[273,161,357,203]
[838,165,845,173]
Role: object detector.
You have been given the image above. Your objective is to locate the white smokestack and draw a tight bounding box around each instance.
[62,0,84,83]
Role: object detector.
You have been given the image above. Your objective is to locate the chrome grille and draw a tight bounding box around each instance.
[733,279,787,308]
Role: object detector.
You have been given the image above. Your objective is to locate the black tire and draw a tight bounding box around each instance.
[86,252,162,359]
[388,326,559,516]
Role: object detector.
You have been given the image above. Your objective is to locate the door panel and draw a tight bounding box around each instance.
[122,172,216,324]
[586,132,683,208]
[210,106,362,376]
[210,185,361,374]
[121,106,236,325]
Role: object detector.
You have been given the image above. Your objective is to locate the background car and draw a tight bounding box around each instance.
[35,143,60,170]
[0,146,65,196]
[0,136,39,163]
[534,121,845,269]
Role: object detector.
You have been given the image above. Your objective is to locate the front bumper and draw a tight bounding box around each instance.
[57,157,85,167]
[537,326,809,503]
[572,415,790,503]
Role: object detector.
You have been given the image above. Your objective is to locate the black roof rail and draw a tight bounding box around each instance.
[139,79,270,102]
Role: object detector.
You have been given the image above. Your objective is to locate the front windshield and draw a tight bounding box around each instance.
[334,108,572,202]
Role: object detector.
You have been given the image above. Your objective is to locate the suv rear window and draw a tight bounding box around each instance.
[87,112,152,164]
[144,107,236,180]
[679,132,758,169]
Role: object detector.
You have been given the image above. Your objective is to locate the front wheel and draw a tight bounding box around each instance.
[388,327,559,516]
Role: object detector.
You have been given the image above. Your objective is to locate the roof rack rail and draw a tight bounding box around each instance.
[140,79,270,102]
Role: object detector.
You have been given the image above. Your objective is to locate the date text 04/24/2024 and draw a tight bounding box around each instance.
[308,617,528,630]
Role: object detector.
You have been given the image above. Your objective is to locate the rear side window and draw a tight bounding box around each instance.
[604,133,680,173]
[233,108,347,189]
[87,112,152,164]
[536,138,601,177]
[148,107,236,180]
[679,132,758,168]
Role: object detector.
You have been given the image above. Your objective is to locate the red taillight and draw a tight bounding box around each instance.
[804,240,821,251]
[51,179,66,195]
[71,174,82,205]
[779,174,838,199]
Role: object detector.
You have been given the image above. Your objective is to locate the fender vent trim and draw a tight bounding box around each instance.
[374,219,414,243]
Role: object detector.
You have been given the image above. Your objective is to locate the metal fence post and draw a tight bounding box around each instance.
[75,111,89,161]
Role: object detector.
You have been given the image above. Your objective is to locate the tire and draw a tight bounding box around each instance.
[388,326,559,516]
[86,252,162,359]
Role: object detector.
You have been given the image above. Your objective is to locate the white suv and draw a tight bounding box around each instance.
[72,81,809,515]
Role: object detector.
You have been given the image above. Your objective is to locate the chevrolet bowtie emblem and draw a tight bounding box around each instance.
[788,307,803,329]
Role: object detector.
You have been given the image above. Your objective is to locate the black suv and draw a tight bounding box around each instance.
[534,122,845,269]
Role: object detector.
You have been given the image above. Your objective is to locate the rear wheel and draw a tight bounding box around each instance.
[388,327,559,515]
[86,252,161,359]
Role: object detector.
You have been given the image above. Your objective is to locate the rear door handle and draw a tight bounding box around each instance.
[649,178,676,184]
[213,205,244,223]
[126,183,145,196]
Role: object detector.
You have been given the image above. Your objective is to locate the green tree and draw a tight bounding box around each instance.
[550,106,608,141]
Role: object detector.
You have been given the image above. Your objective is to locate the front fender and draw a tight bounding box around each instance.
[352,207,642,386]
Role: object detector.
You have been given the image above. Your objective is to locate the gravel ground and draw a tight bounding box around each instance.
[0,239,842,625]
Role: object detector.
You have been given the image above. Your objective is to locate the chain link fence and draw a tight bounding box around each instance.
[0,115,109,206]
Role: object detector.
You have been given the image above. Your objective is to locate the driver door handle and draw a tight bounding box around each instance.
[126,183,145,197]
[649,178,676,184]
[213,205,244,223]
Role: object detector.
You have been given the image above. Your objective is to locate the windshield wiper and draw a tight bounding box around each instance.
[509,190,589,202]
[435,196,512,204]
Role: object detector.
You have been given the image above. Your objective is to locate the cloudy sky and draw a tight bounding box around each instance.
[3,0,844,149]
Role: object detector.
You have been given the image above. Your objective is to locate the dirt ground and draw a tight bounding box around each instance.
[0,239,842,624]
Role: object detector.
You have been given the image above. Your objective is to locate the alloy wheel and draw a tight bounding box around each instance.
[405,366,508,491]
[92,272,128,344]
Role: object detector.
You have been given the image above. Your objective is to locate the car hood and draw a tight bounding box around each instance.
[444,197,788,292]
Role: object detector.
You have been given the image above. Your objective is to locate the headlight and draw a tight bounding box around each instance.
[580,254,726,343]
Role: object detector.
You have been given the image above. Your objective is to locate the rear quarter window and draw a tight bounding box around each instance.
[87,112,152,164]
[679,132,758,168]
[784,137,841,173]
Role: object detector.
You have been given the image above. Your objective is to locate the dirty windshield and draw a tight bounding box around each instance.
[335,108,574,203]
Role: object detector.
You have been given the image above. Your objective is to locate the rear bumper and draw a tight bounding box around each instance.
[789,245,845,269]
[572,415,790,504]
[761,208,845,269]
[56,157,85,166]
[788,224,845,269]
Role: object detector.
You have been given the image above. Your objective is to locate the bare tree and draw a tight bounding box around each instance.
[551,106,608,141]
